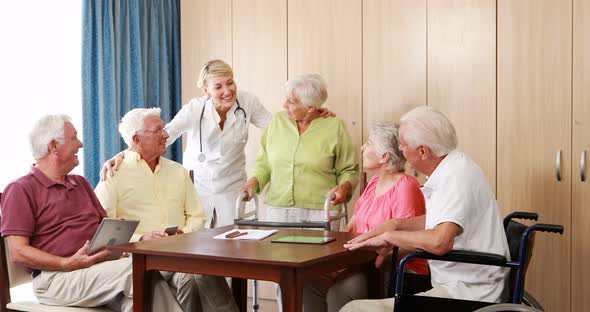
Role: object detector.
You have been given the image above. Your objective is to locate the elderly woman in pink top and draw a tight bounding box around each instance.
[303,123,427,312]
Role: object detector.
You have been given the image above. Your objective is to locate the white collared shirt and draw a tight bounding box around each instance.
[422,150,510,303]
[165,91,272,195]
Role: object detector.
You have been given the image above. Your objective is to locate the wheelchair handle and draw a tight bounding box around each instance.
[503,212,538,230]
[530,223,564,234]
[508,212,538,221]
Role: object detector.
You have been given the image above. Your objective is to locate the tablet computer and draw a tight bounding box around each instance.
[271,236,336,245]
[87,218,140,259]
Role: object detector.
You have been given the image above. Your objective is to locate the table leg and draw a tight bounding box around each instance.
[132,254,151,312]
[367,262,385,299]
[279,269,302,312]
[231,277,247,312]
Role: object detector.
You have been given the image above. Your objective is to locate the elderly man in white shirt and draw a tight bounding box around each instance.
[341,106,510,311]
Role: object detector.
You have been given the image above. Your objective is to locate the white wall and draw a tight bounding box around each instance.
[0,1,82,190]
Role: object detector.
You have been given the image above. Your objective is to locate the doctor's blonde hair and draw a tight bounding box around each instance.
[197,59,234,89]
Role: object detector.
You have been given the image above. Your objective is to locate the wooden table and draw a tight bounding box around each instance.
[111,225,381,312]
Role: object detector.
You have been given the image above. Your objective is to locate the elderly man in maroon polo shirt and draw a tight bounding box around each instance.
[0,114,183,311]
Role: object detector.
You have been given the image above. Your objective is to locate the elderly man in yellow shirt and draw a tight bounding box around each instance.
[95,108,238,312]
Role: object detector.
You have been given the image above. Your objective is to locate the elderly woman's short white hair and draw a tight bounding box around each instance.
[119,108,162,148]
[29,114,72,160]
[285,74,328,108]
[369,123,406,172]
[400,106,457,157]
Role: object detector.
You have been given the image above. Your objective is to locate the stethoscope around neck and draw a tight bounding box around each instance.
[197,97,247,162]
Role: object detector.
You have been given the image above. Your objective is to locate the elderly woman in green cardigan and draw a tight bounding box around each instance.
[240,73,359,229]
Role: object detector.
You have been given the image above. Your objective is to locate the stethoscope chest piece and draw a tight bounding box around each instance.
[197,153,206,162]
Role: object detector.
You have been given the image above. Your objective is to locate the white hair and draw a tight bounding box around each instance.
[370,123,405,172]
[119,108,162,148]
[400,106,457,157]
[29,114,72,160]
[285,74,328,108]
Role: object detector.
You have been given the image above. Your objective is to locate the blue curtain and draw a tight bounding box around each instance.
[82,0,182,186]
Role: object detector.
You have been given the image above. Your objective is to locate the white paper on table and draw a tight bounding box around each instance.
[213,229,278,240]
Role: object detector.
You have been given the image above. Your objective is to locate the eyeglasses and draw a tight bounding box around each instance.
[141,128,167,136]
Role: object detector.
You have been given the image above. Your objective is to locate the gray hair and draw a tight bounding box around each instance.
[29,114,72,160]
[400,106,457,157]
[285,74,328,108]
[119,108,162,148]
[370,123,406,172]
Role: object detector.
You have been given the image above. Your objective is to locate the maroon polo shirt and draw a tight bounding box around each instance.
[1,166,106,259]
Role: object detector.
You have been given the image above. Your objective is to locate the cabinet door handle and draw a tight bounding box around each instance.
[556,149,562,181]
[582,150,587,182]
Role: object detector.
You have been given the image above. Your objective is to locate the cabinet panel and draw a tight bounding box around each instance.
[497,1,571,311]
[288,0,362,208]
[362,0,426,138]
[362,0,426,180]
[232,0,287,177]
[572,0,590,309]
[180,0,232,104]
[428,0,496,190]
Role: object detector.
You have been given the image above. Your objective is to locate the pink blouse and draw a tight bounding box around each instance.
[354,174,428,274]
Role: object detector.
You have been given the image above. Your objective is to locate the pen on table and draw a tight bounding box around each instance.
[227,231,248,239]
[225,230,240,238]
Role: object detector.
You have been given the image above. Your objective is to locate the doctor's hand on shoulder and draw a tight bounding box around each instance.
[100,151,126,181]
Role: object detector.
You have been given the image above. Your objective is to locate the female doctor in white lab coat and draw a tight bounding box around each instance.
[102,59,272,228]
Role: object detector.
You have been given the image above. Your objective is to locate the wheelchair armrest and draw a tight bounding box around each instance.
[395,249,508,298]
[414,249,508,267]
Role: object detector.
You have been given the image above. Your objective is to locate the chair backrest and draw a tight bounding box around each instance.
[0,191,34,310]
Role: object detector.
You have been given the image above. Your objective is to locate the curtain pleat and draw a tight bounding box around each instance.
[82,0,181,186]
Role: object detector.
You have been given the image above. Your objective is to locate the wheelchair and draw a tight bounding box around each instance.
[391,212,564,312]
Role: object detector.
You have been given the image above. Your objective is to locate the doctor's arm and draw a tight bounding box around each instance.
[165,98,203,145]
[249,96,273,129]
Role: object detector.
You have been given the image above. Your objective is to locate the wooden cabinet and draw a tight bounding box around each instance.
[497,0,572,311]
[232,0,288,176]
[572,0,590,309]
[180,1,584,310]
[362,0,426,181]
[180,0,232,103]
[428,0,496,190]
[287,0,362,151]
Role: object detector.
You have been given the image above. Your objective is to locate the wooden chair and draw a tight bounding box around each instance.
[0,192,111,312]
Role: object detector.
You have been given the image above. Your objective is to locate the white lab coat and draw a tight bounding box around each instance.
[166,91,272,227]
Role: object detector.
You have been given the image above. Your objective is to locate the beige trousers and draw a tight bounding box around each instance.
[303,272,368,312]
[32,257,183,312]
[339,286,450,312]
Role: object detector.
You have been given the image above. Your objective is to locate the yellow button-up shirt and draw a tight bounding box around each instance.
[252,112,359,209]
[95,151,206,242]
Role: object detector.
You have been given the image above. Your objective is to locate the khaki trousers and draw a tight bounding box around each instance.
[339,286,450,312]
[32,257,183,312]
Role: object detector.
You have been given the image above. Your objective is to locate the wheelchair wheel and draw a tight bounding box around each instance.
[474,303,542,312]
[521,290,544,311]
